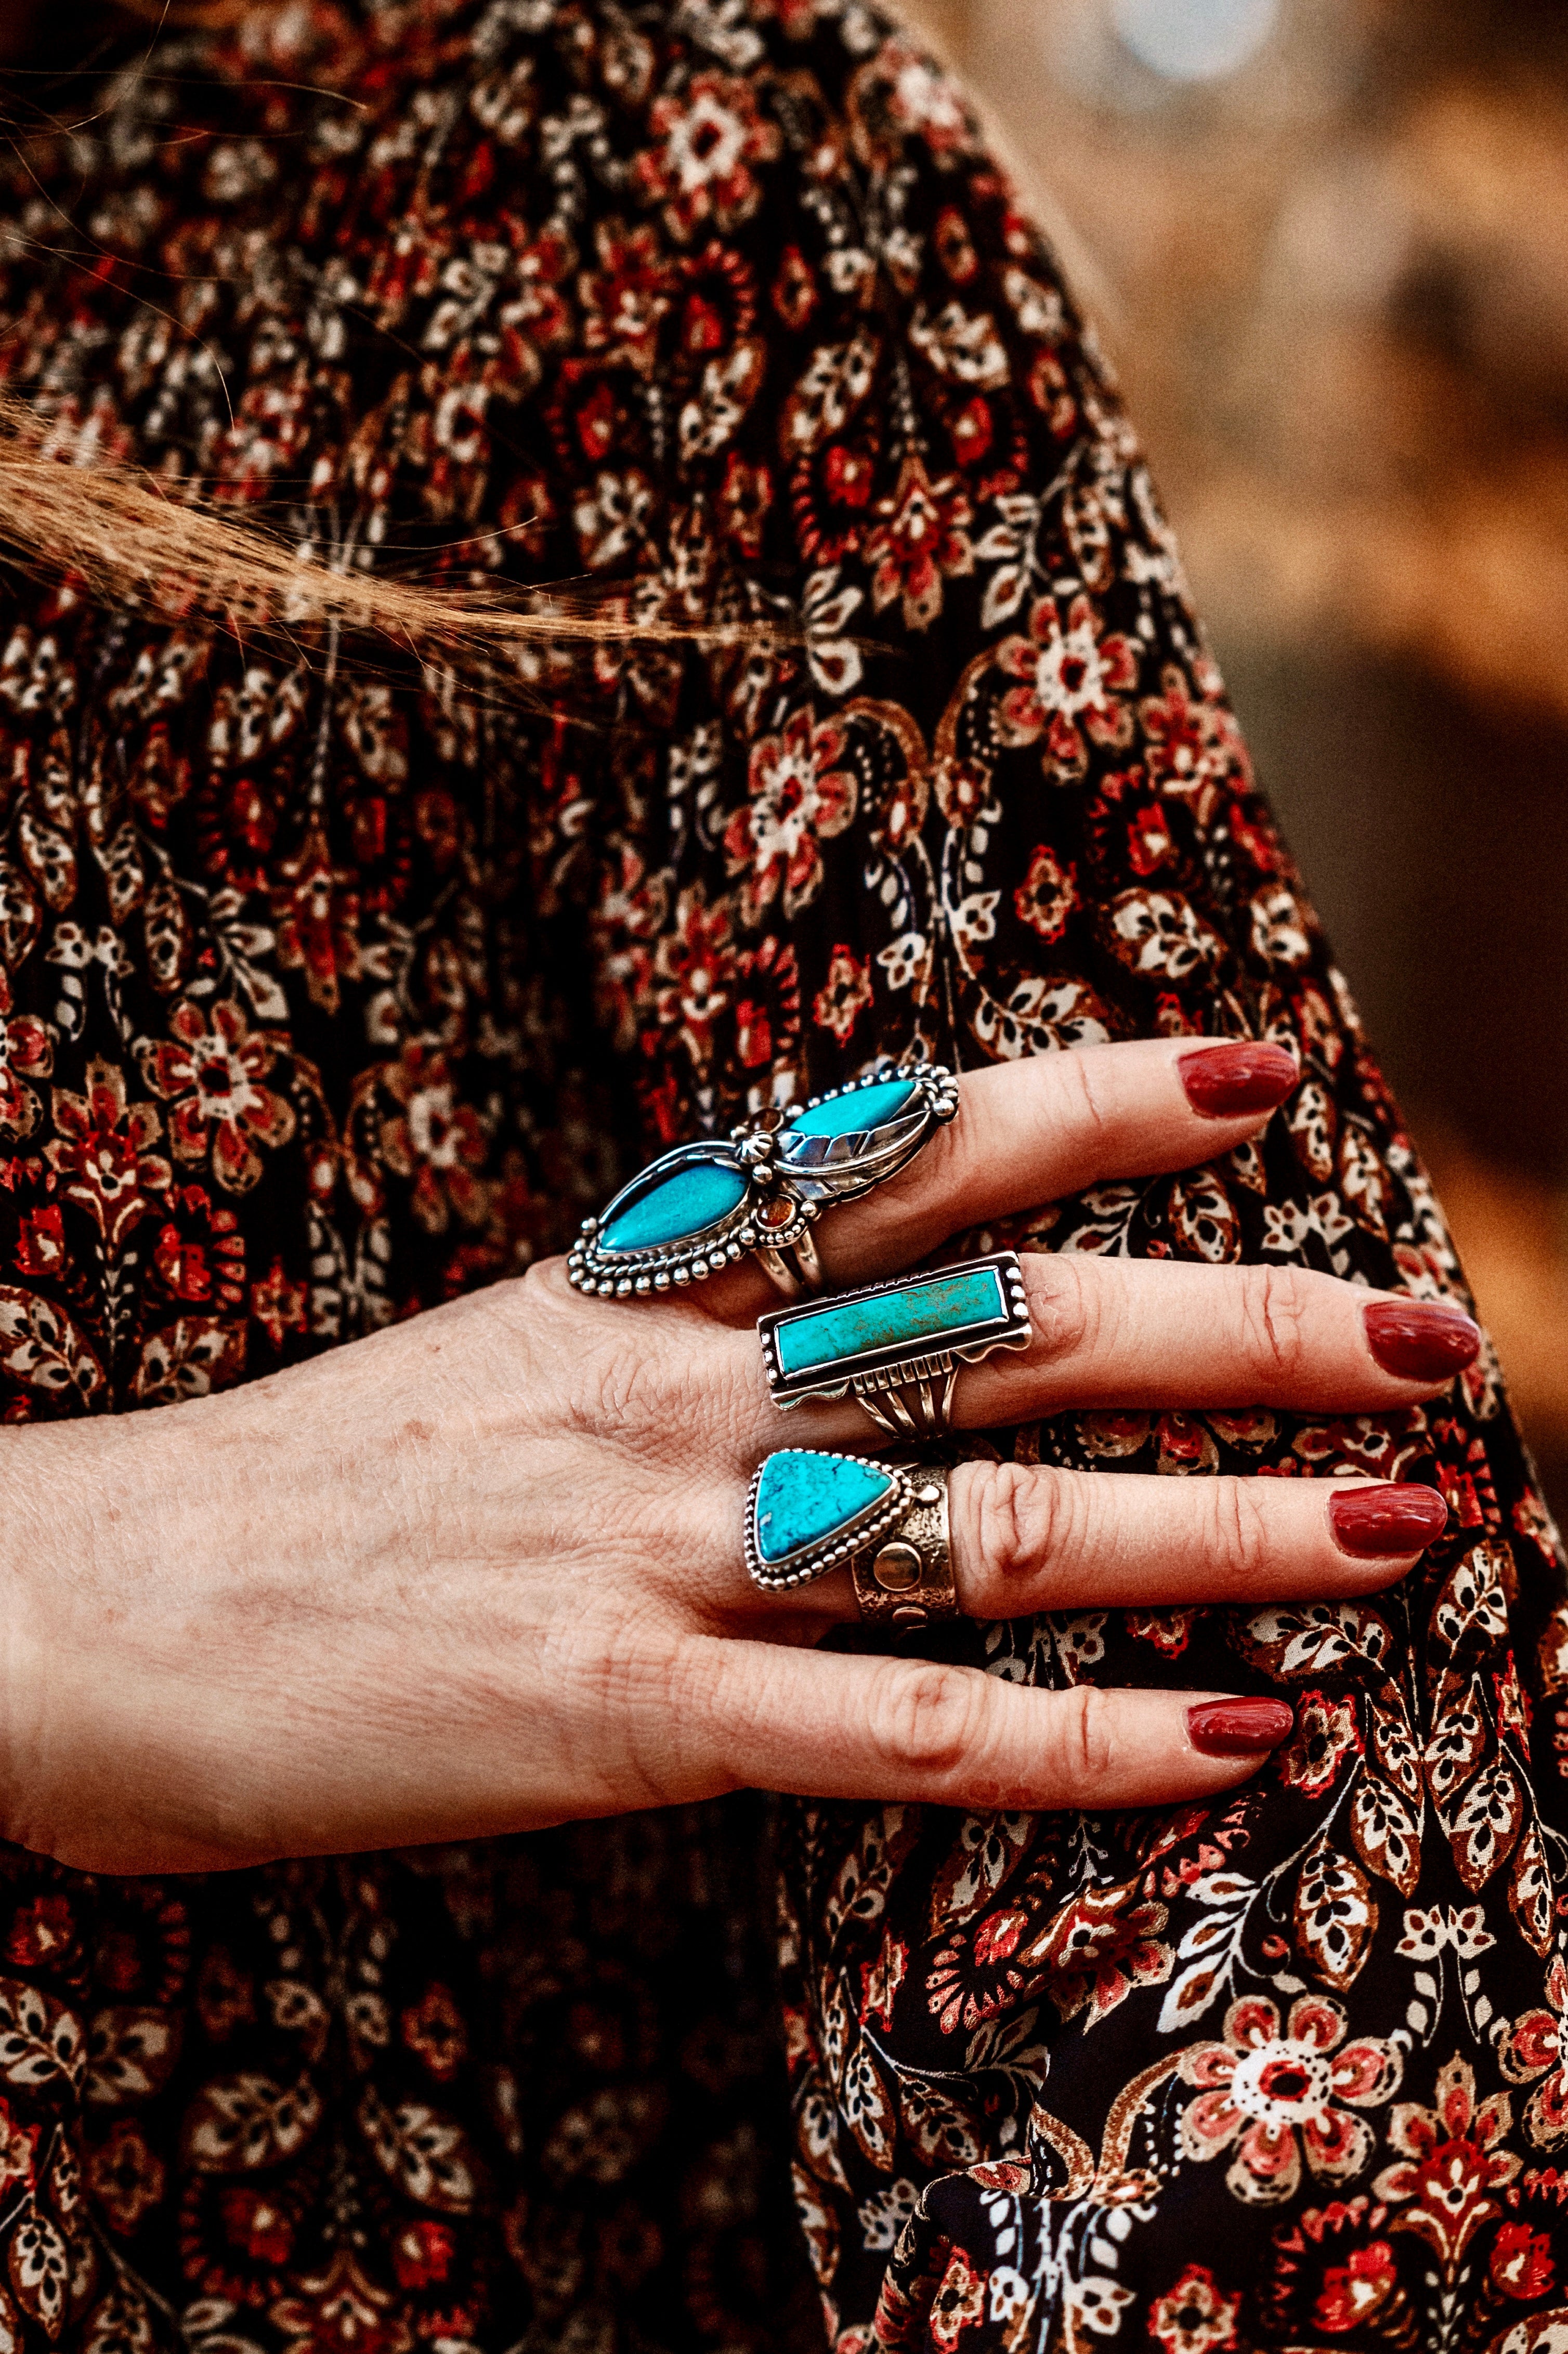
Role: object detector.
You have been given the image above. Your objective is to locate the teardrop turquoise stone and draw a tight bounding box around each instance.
[753,1450,896,1565]
[788,1079,916,1140]
[600,1158,747,1253]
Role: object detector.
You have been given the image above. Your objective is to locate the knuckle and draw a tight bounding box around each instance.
[563,1319,753,1474]
[973,1464,1080,1600]
[1236,1263,1311,1385]
[868,1662,982,1782]
[1023,1255,1093,1365]
[520,1254,568,1304]
[1046,1685,1118,1789]
[975,1462,1037,1588]
[1055,1045,1112,1145]
[1202,1476,1273,1585]
[566,1333,671,1446]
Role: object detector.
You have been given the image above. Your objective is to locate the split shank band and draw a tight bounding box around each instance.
[574,1062,1030,1628]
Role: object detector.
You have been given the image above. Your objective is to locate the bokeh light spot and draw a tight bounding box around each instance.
[1109,0,1280,81]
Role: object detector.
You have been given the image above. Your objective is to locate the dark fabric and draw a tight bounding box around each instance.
[0,4,1565,2349]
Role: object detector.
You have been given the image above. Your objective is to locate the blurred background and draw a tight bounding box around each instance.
[901,0,1568,1515]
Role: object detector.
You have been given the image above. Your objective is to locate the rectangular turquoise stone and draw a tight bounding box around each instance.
[774,1265,1008,1378]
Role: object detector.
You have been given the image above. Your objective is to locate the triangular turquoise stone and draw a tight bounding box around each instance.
[788,1078,915,1140]
[753,1450,895,1565]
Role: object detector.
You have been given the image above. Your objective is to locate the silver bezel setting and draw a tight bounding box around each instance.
[566,1140,809,1298]
[567,1061,960,1298]
[744,1449,913,1593]
[756,1249,1033,1414]
[775,1062,961,1205]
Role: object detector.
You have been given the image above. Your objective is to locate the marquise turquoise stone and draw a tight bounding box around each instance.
[776,1264,1006,1378]
[753,1450,895,1564]
[787,1078,916,1141]
[600,1156,747,1253]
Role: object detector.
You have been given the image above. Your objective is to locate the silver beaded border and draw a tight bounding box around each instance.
[744,1450,913,1593]
[566,1061,960,1300]
[565,1142,811,1299]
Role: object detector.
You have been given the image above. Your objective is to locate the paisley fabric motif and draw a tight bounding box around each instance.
[0,2,1566,2349]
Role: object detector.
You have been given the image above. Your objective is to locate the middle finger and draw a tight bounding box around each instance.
[728,1253,1480,1452]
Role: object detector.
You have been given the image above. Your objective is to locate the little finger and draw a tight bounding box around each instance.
[674,1636,1294,1811]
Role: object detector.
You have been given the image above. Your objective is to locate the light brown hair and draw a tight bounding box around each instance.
[0,4,739,673]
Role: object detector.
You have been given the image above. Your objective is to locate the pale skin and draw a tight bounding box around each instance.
[0,1036,1478,1876]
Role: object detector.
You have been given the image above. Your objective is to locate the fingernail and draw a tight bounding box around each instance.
[1330,1482,1449,1559]
[1177,1042,1298,1120]
[1186,1697,1294,1757]
[1363,1298,1480,1383]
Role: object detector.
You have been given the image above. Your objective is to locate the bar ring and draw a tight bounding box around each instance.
[746,1447,957,1631]
[567,1063,960,1302]
[756,1251,1032,1440]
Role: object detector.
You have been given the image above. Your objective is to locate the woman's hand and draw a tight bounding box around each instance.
[0,1037,1472,1874]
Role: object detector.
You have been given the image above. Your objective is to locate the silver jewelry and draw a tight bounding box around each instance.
[567,1063,960,1302]
[744,1447,913,1591]
[757,1250,1031,1440]
[851,1468,955,1631]
[743,1448,956,1631]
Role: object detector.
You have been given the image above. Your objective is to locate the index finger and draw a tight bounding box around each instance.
[702,1036,1296,1321]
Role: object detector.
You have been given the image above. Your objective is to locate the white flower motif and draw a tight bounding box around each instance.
[1108,888,1222,980]
[1066,2275,1136,2337]
[1250,885,1312,968]
[857,2176,920,2251]
[877,931,928,992]
[987,2267,1031,2326]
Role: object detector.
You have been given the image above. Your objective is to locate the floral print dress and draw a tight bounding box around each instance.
[0,3,1565,2350]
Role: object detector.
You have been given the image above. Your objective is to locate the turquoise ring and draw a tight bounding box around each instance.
[567,1063,960,1301]
[746,1448,956,1628]
[757,1250,1031,1440]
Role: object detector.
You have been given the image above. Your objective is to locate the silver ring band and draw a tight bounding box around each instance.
[854,1365,959,1442]
[751,1226,824,1301]
[567,1064,960,1302]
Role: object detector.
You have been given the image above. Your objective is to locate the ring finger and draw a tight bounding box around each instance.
[730,1462,1448,1630]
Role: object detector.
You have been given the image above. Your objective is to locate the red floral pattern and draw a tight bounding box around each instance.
[0,3,1565,2351]
[1178,1994,1402,2205]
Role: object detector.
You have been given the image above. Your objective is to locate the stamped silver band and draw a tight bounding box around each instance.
[851,1469,956,1631]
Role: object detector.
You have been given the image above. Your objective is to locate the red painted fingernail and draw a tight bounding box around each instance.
[1186,1697,1295,1757]
[1363,1299,1480,1383]
[1329,1483,1449,1559]
[1177,1042,1298,1119]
